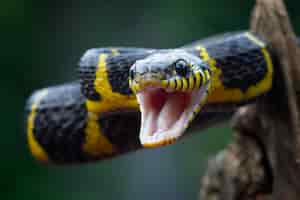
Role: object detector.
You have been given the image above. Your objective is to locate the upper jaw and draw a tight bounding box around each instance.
[130,77,169,94]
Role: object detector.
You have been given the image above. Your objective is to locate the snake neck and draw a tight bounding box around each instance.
[186,32,275,110]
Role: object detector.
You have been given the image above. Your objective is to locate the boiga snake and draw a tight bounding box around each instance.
[25,32,284,164]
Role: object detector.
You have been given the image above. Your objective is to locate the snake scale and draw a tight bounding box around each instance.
[25,32,282,164]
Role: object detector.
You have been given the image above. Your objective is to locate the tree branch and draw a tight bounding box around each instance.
[199,0,300,199]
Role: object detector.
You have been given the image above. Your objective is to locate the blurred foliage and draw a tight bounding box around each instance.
[2,0,300,199]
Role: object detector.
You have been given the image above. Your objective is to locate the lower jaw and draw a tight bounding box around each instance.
[141,137,177,147]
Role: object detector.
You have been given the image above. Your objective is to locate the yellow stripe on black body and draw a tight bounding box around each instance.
[25,83,141,164]
[85,53,138,113]
[78,48,154,114]
[191,32,274,105]
[27,89,50,163]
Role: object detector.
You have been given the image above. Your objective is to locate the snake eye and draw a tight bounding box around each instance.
[174,60,188,77]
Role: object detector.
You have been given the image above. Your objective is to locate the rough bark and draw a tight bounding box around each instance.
[199,0,300,199]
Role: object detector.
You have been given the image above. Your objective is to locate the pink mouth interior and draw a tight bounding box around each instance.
[140,88,191,136]
[136,84,211,147]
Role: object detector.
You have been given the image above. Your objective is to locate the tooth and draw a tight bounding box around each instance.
[141,110,158,137]
[137,93,144,107]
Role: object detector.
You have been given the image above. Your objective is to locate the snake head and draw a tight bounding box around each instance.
[129,50,212,147]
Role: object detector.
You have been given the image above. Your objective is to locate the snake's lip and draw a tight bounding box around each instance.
[136,83,210,147]
[130,79,169,94]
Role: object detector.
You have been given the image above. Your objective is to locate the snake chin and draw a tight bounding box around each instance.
[136,85,209,147]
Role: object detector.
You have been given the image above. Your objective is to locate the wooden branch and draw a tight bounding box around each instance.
[251,0,300,153]
[199,0,300,199]
[250,0,300,198]
[200,106,273,200]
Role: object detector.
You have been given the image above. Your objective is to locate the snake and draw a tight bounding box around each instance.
[25,31,281,164]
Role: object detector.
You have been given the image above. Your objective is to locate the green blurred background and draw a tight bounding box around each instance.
[3,0,300,199]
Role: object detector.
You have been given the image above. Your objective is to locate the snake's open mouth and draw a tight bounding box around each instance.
[136,84,209,147]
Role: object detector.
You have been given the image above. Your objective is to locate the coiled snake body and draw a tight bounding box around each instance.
[25,32,276,164]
